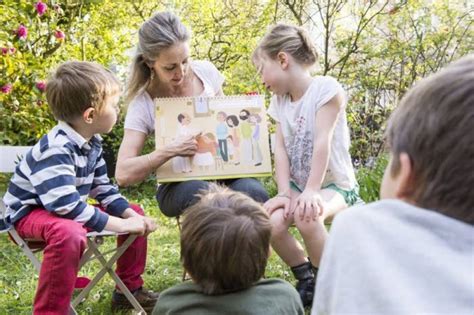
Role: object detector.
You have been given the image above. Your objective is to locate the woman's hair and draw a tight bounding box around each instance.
[180,185,272,294]
[125,11,190,103]
[226,114,239,127]
[253,23,318,67]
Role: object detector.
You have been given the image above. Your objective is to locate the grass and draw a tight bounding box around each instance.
[0,177,296,314]
[0,158,385,314]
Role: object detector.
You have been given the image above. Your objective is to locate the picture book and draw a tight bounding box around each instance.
[154,95,272,182]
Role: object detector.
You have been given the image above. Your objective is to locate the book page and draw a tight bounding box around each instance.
[154,95,272,182]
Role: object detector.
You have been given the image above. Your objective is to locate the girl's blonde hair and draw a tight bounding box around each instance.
[253,24,318,67]
[125,11,190,103]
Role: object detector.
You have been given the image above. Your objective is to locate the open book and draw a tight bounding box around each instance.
[154,95,272,182]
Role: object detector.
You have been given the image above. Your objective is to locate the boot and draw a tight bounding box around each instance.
[291,261,315,308]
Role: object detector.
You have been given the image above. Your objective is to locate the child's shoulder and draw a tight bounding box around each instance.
[312,75,342,90]
[32,125,79,158]
[332,199,473,239]
[253,278,300,294]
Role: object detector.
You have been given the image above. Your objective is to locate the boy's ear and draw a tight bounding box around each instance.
[82,107,95,124]
[277,52,289,69]
[394,152,415,199]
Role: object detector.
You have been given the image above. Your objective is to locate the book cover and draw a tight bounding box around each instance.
[154,95,272,182]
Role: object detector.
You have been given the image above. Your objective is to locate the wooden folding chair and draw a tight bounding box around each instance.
[0,199,146,314]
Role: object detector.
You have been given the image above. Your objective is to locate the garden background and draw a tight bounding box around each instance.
[0,0,472,313]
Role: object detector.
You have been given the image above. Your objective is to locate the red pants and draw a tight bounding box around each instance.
[14,204,147,315]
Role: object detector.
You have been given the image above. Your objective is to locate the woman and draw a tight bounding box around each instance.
[116,12,268,217]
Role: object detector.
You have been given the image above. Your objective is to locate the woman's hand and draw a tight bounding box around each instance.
[263,195,291,217]
[293,188,324,222]
[167,133,200,157]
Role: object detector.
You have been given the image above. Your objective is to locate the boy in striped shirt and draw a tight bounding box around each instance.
[3,61,159,314]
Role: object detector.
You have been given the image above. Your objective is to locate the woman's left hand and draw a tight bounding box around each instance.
[293,188,324,222]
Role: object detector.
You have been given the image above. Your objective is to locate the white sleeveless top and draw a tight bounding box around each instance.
[267,76,357,190]
[124,60,225,135]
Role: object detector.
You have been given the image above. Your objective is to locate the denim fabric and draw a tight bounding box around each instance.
[156,178,269,217]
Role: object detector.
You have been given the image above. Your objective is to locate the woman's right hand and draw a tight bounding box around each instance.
[167,133,199,157]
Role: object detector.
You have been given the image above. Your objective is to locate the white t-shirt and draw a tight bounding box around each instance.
[267,76,356,191]
[124,60,225,135]
[313,199,474,315]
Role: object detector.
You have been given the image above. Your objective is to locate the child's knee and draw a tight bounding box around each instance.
[294,215,323,236]
[269,211,291,237]
[129,203,145,216]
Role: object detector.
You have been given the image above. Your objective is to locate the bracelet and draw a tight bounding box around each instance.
[147,153,154,170]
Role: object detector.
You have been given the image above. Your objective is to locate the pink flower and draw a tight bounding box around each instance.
[9,47,16,54]
[54,30,65,41]
[1,48,8,55]
[36,81,47,92]
[35,1,48,16]
[16,25,27,39]
[1,83,12,94]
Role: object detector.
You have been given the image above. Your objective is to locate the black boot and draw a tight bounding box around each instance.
[291,261,315,308]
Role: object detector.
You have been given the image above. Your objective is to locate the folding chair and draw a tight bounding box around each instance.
[0,199,146,315]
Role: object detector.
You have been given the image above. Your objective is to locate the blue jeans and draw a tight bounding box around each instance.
[156,178,269,217]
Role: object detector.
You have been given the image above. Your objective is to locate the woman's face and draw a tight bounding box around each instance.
[151,41,190,87]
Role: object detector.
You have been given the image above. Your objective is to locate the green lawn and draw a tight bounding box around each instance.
[0,177,296,314]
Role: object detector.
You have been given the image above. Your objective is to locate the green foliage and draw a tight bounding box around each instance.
[356,154,389,202]
[279,0,472,163]
[2,0,471,165]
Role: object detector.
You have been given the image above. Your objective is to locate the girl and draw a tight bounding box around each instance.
[253,24,359,307]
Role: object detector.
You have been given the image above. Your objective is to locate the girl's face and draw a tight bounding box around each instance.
[255,53,288,95]
[151,41,191,87]
[226,118,234,127]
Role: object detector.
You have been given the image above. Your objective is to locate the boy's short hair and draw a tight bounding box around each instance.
[180,186,272,294]
[46,61,121,122]
[386,54,474,224]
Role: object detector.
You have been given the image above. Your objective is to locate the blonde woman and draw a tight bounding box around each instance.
[116,12,268,217]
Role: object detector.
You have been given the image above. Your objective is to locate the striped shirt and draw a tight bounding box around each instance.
[3,121,129,232]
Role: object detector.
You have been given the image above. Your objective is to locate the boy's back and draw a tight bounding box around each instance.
[314,200,474,314]
[312,54,474,314]
[155,278,303,315]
